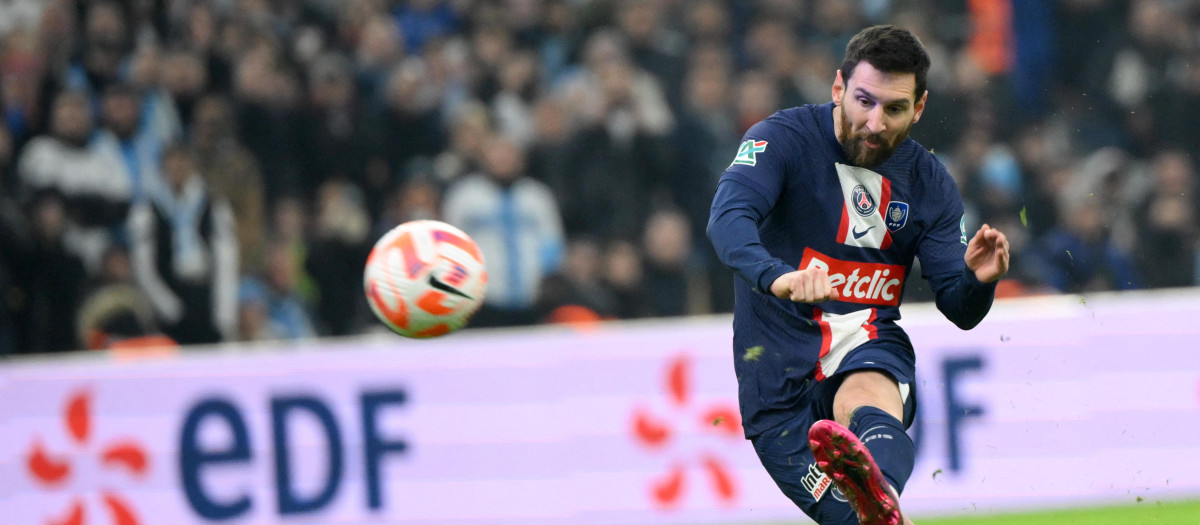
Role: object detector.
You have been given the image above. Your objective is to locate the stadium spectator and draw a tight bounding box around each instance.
[640,207,699,317]
[0,122,13,194]
[8,190,88,353]
[555,28,673,241]
[17,89,130,273]
[1032,197,1141,293]
[535,236,619,322]
[433,99,490,183]
[374,158,442,238]
[62,1,129,109]
[299,52,375,209]
[183,1,235,94]
[232,39,305,205]
[681,0,733,47]
[443,133,564,326]
[365,58,448,190]
[129,145,237,345]
[672,44,737,247]
[126,43,185,152]
[269,194,319,306]
[0,123,18,354]
[305,180,372,336]
[236,277,271,342]
[1135,150,1198,288]
[352,12,406,105]
[76,244,166,350]
[93,83,166,206]
[602,238,649,319]
[190,94,267,275]
[240,239,316,341]
[524,95,574,219]
[393,0,463,56]
[1,26,50,148]
[491,50,541,148]
[732,69,780,137]
[160,47,209,132]
[741,17,808,110]
[615,0,687,108]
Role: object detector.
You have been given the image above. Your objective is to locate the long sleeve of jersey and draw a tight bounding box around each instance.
[707,179,793,294]
[927,265,997,330]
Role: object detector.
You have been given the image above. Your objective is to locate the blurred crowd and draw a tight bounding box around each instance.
[2,0,1199,354]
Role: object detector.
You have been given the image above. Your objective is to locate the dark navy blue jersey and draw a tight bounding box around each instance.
[708,103,996,438]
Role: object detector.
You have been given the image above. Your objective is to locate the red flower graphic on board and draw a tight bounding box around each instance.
[631,353,743,508]
[25,389,149,525]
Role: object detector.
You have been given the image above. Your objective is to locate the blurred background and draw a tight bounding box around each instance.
[1,0,1198,353]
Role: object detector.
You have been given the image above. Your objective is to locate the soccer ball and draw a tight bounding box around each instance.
[364,220,487,338]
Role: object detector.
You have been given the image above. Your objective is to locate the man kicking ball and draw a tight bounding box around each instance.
[707,25,1010,524]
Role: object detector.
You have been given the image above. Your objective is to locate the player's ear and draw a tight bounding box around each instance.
[912,90,928,124]
[832,69,845,104]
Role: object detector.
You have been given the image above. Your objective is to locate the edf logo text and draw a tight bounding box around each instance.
[178,389,409,520]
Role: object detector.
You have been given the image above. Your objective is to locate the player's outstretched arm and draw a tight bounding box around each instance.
[927,223,1007,330]
[964,223,1010,283]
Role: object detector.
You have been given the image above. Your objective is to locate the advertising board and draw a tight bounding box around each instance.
[4,291,1199,523]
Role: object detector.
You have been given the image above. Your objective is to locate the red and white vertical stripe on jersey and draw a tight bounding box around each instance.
[813,307,879,381]
[833,163,893,250]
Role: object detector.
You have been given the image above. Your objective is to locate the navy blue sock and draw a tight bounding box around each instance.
[847,406,915,493]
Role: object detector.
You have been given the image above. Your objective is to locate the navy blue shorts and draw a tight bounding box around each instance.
[750,346,917,524]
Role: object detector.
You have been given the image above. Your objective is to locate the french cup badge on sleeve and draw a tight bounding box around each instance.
[884,201,909,232]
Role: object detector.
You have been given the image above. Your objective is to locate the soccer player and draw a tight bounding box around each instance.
[707,26,1009,525]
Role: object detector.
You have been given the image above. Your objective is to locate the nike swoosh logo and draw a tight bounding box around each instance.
[428,275,474,300]
[851,225,877,239]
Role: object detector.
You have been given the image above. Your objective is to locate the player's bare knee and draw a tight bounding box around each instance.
[833,372,903,425]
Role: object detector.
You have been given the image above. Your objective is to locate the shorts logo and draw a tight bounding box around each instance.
[732,139,768,166]
[801,462,833,501]
[885,201,909,232]
[831,485,848,502]
[851,185,876,216]
[959,215,968,245]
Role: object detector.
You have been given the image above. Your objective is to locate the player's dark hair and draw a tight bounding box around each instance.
[839,25,930,101]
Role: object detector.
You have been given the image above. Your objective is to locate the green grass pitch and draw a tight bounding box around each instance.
[914,499,1200,524]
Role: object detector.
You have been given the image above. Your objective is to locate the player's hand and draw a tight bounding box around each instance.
[965,223,1010,283]
[770,268,842,303]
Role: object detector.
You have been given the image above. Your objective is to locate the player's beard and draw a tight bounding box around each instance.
[837,107,911,168]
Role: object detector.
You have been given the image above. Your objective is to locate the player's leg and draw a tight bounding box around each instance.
[810,370,916,525]
[832,370,903,425]
[750,411,860,524]
[836,370,916,493]
[809,419,910,525]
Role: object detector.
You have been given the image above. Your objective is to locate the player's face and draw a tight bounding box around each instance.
[832,62,927,168]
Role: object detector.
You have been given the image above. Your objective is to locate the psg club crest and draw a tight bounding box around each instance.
[851,185,876,216]
[885,201,909,232]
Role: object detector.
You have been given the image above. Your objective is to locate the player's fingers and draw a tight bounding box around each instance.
[814,269,833,300]
[792,272,812,302]
[811,269,829,301]
[784,273,800,301]
[970,226,987,245]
